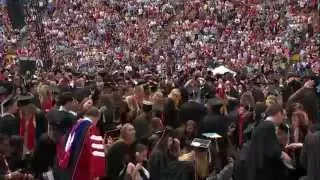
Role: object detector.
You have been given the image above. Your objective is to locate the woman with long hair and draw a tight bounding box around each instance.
[38,84,54,113]
[286,110,310,180]
[98,94,115,132]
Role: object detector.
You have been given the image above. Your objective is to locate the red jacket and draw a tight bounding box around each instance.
[73,125,105,180]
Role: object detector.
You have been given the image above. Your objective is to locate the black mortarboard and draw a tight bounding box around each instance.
[142,100,153,112]
[190,138,211,151]
[105,128,121,141]
[73,88,91,103]
[153,127,178,139]
[1,94,15,115]
[17,95,34,107]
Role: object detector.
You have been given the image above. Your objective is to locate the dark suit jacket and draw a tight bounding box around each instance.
[163,98,179,128]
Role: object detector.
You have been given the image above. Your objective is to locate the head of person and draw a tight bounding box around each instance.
[265,95,278,107]
[4,97,18,114]
[265,103,285,125]
[18,96,35,114]
[120,123,136,145]
[287,102,304,120]
[98,93,113,109]
[38,84,52,103]
[59,91,76,110]
[168,88,181,106]
[125,96,139,111]
[185,120,197,137]
[291,110,309,132]
[134,85,145,102]
[151,91,164,105]
[207,97,223,114]
[135,143,148,163]
[84,107,101,125]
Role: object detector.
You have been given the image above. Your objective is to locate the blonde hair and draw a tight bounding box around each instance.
[120,123,134,139]
[168,88,181,106]
[266,95,278,107]
[195,151,209,179]
[152,91,163,104]
[38,84,51,104]
[125,96,138,111]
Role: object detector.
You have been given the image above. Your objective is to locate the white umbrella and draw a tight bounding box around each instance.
[207,65,236,76]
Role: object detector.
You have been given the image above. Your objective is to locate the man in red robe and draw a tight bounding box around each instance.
[56,107,105,180]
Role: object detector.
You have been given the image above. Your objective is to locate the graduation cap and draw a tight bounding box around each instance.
[201,132,222,152]
[17,94,34,107]
[142,100,153,112]
[153,127,175,138]
[202,133,222,139]
[190,138,211,151]
[104,128,121,141]
[1,94,15,115]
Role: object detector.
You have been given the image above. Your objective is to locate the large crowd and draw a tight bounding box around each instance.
[0,0,319,180]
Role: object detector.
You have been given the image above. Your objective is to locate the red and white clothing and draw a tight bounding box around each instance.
[73,122,105,180]
[57,117,105,180]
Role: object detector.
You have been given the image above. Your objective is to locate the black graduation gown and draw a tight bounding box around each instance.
[0,114,19,136]
[47,109,77,142]
[163,98,179,128]
[160,161,194,180]
[133,113,151,140]
[106,141,134,180]
[246,120,287,180]
[149,151,169,180]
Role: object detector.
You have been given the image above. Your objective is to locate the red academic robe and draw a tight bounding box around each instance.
[73,125,105,180]
[57,119,105,180]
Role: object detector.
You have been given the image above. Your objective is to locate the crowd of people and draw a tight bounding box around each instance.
[0,0,319,179]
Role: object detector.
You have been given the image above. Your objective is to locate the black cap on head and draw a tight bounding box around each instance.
[58,91,74,106]
[265,103,283,117]
[190,138,211,151]
[142,100,153,112]
[17,95,34,107]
